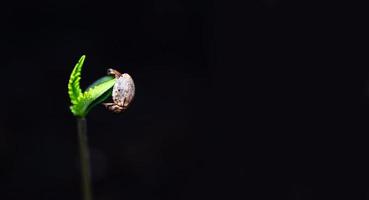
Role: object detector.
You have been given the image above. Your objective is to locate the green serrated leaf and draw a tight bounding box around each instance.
[68,55,85,105]
[68,55,117,117]
[70,77,115,117]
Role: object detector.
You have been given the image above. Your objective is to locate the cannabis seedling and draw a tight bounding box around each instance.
[67,55,135,200]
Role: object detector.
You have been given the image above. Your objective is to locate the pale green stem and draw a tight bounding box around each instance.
[77,117,92,200]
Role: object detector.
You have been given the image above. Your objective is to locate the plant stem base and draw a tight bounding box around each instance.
[77,117,92,200]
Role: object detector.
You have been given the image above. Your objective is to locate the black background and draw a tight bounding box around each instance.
[0,0,366,199]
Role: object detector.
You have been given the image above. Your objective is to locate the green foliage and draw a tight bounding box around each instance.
[68,55,115,117]
[68,55,84,105]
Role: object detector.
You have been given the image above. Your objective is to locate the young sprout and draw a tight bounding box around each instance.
[68,55,116,117]
[67,55,135,200]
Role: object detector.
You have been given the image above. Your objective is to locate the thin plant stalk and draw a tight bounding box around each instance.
[77,117,92,200]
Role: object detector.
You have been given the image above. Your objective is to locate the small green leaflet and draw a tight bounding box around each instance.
[68,55,84,105]
[68,55,115,117]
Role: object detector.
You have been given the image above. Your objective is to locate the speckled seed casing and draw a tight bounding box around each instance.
[112,73,135,109]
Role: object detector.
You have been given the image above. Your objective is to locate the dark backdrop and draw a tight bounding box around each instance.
[0,0,366,200]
